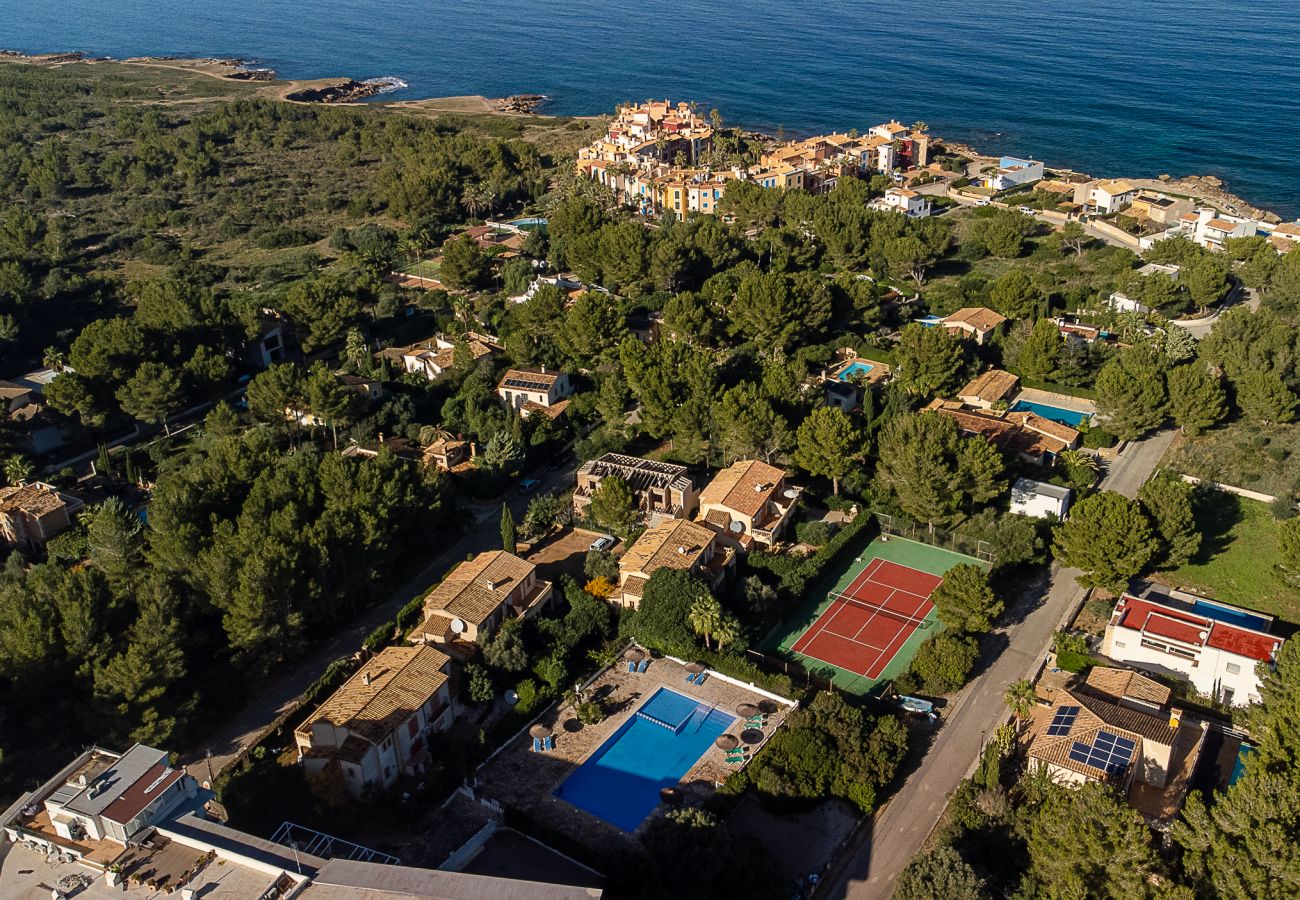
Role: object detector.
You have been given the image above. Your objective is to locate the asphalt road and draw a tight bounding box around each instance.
[824,428,1176,899]
[182,454,578,779]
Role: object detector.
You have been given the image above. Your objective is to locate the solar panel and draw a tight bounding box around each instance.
[1046,705,1080,736]
[1069,730,1134,776]
[504,376,553,392]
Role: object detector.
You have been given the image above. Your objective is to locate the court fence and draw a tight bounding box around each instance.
[874,512,996,565]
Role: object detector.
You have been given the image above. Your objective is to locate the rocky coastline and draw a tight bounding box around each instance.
[0,49,1288,223]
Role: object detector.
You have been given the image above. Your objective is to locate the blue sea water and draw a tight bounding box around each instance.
[3,0,1299,215]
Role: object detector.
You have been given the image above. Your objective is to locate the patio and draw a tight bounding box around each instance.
[472,652,795,848]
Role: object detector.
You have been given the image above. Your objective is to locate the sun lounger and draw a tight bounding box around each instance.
[532,737,542,752]
[637,658,650,674]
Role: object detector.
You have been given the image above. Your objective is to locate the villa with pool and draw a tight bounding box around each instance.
[467,651,795,846]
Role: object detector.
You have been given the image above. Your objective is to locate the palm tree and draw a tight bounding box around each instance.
[911,120,929,134]
[687,594,723,650]
[398,235,426,286]
[42,346,67,372]
[3,454,34,487]
[452,295,476,328]
[460,184,488,220]
[1059,449,1099,490]
[1003,679,1037,722]
[714,613,742,653]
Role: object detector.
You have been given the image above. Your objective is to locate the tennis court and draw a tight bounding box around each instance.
[762,536,986,695]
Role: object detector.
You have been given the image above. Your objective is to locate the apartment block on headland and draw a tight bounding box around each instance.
[574,453,698,525]
[578,99,929,215]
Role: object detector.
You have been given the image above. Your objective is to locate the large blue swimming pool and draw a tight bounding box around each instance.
[553,688,735,830]
[1011,399,1091,428]
[1192,599,1271,632]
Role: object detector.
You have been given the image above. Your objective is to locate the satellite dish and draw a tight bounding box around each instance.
[505,690,519,706]
[450,618,466,635]
[783,488,799,499]
[729,521,744,533]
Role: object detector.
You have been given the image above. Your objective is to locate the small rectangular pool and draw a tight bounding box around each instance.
[1011,399,1091,428]
[553,688,735,831]
[837,361,875,381]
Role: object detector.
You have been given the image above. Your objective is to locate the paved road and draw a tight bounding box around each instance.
[183,456,578,779]
[825,428,1176,899]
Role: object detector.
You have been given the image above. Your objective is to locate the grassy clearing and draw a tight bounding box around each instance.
[1157,496,1300,623]
[1170,422,1300,500]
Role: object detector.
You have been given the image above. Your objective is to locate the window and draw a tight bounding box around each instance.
[1225,662,1241,675]
[1114,640,1127,648]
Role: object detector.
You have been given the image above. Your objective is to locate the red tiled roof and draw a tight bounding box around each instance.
[1206,626,1282,662]
[1115,595,1281,663]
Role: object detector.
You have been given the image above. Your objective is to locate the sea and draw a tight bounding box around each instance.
[3,0,1298,216]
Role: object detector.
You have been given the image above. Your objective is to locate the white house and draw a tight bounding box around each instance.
[1192,209,1258,250]
[874,187,932,218]
[496,367,573,418]
[1107,291,1151,315]
[1082,179,1137,214]
[984,156,1044,191]
[1101,590,1283,706]
[1010,478,1072,520]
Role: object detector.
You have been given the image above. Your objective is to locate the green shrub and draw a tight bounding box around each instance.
[1083,427,1117,449]
[514,679,540,714]
[795,520,837,546]
[577,701,605,725]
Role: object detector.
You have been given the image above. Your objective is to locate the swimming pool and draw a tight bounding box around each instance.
[1011,399,1091,428]
[1230,743,1254,786]
[508,216,548,230]
[837,361,875,381]
[553,688,735,830]
[1191,599,1271,632]
[916,315,943,327]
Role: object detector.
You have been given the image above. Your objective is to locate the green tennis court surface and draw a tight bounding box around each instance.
[761,536,986,696]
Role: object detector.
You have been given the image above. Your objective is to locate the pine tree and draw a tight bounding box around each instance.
[1138,473,1201,568]
[794,407,863,495]
[1053,491,1160,593]
[1166,363,1227,436]
[930,564,1003,634]
[1094,347,1168,440]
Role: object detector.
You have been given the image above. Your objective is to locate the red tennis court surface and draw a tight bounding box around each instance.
[791,558,943,679]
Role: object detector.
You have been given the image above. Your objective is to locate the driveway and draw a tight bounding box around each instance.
[823,428,1175,899]
[183,455,579,779]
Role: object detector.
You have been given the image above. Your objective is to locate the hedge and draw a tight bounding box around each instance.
[747,509,877,598]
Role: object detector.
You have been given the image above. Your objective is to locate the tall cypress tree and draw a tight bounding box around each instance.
[500,502,517,555]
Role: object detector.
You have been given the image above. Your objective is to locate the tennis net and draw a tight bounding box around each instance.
[827,589,932,630]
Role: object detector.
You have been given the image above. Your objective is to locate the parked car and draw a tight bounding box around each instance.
[519,478,541,493]
[1019,205,1036,215]
[974,197,991,207]
[589,534,616,552]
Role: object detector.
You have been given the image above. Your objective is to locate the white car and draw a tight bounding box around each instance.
[1019,206,1036,215]
[589,535,616,552]
[974,198,991,207]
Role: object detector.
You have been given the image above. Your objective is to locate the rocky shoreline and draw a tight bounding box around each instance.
[0,49,1288,222]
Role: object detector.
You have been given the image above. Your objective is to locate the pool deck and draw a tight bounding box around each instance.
[471,654,794,847]
[1014,386,1097,416]
[825,355,891,386]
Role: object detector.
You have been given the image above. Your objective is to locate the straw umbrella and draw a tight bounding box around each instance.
[740,728,764,745]
[736,702,761,719]
[715,733,740,752]
[685,662,706,675]
[623,647,646,662]
[529,724,552,739]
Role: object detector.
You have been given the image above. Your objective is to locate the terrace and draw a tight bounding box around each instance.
[471,653,794,848]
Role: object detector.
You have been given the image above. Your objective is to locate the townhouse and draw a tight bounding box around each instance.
[925,399,1081,465]
[409,550,553,648]
[613,518,734,610]
[696,459,800,550]
[295,645,457,797]
[573,453,698,526]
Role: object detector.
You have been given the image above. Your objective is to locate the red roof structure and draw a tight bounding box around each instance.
[1114,594,1280,663]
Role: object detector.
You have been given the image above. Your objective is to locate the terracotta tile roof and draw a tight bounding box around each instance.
[1096,179,1136,194]
[1004,410,1081,444]
[297,645,450,746]
[621,575,649,598]
[698,460,787,519]
[1204,218,1241,232]
[958,369,1020,403]
[0,381,32,401]
[1072,687,1177,745]
[1084,667,1171,707]
[925,400,1073,457]
[1030,721,1141,784]
[0,482,74,517]
[498,368,562,392]
[943,307,1008,332]
[1206,623,1282,661]
[521,398,571,419]
[425,551,538,626]
[620,518,718,579]
[1272,222,1300,237]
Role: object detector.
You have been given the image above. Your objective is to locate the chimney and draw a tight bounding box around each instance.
[362,672,372,686]
[676,546,687,555]
[540,365,546,374]
[378,432,385,443]
[1169,708,1182,729]
[484,579,500,591]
